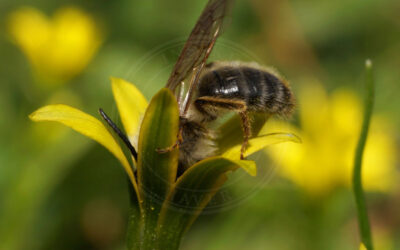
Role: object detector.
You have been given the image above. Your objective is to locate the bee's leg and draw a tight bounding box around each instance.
[156,143,178,153]
[195,97,250,159]
[156,127,183,153]
[238,111,251,160]
[195,97,247,116]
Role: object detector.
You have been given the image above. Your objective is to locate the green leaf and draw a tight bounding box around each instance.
[156,157,243,250]
[136,88,179,249]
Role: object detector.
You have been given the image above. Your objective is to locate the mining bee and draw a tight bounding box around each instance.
[159,0,295,169]
[100,0,295,172]
[167,61,295,169]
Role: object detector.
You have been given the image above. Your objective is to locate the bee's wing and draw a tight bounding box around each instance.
[165,0,233,112]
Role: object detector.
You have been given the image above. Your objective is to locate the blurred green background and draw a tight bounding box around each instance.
[0,0,399,249]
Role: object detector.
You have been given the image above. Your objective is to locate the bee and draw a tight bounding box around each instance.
[99,0,295,173]
[160,0,295,170]
[173,61,294,168]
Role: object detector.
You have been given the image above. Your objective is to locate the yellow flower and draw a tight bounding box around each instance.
[29,78,299,248]
[266,82,397,195]
[7,6,102,83]
[29,78,298,181]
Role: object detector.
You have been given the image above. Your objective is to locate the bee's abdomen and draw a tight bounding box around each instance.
[198,65,294,116]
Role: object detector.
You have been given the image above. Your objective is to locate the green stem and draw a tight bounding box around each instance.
[126,205,182,250]
[352,59,374,250]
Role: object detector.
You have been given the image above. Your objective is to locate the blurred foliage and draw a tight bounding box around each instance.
[7,6,102,84]
[0,0,399,250]
[265,83,397,195]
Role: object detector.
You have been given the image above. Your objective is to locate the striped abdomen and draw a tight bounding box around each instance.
[197,63,295,116]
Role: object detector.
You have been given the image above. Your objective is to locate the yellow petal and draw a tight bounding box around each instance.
[111,78,148,149]
[29,104,137,189]
[359,243,367,250]
[229,159,257,176]
[223,133,301,160]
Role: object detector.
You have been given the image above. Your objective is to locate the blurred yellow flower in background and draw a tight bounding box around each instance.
[265,82,397,196]
[7,6,102,83]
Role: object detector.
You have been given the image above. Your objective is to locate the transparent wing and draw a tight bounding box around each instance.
[165,0,233,111]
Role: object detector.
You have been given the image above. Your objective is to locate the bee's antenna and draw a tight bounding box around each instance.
[99,108,137,161]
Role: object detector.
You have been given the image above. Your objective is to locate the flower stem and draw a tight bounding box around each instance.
[352,59,374,250]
